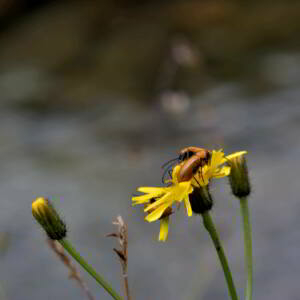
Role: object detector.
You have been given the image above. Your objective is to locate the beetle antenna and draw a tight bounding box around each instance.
[161,164,176,183]
[161,157,179,169]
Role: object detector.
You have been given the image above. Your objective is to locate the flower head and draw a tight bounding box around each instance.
[132,165,193,241]
[189,185,213,214]
[32,197,67,240]
[228,152,250,198]
[132,149,246,241]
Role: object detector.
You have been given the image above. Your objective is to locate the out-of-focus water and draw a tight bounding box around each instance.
[1,72,300,300]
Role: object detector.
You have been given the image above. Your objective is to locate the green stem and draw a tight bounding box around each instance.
[59,239,123,300]
[202,212,239,300]
[239,197,253,300]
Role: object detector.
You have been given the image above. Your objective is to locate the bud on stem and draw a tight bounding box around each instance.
[228,155,251,198]
[32,197,67,240]
[189,185,213,214]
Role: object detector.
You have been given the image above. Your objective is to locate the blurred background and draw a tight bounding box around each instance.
[0,0,300,299]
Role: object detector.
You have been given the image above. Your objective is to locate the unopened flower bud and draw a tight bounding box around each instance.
[229,155,251,198]
[189,185,213,214]
[32,197,67,240]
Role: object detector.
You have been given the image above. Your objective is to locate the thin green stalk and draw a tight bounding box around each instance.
[202,212,239,300]
[239,197,253,300]
[59,239,123,300]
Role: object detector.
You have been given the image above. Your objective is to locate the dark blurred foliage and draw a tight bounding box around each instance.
[0,0,52,28]
[0,0,300,112]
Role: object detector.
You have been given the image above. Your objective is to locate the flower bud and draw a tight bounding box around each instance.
[228,155,251,198]
[189,185,213,214]
[32,197,67,240]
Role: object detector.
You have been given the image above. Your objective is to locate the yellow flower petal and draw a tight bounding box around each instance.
[171,165,181,184]
[226,151,247,161]
[144,181,192,212]
[184,196,192,216]
[213,166,231,178]
[158,217,169,241]
[137,187,166,194]
[144,192,171,212]
[201,150,224,178]
[132,194,156,205]
[171,182,193,200]
[133,186,171,206]
[145,203,171,222]
[210,150,225,166]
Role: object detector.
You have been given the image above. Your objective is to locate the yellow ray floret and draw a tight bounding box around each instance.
[159,217,169,241]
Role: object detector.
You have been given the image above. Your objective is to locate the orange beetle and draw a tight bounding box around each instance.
[177,147,211,182]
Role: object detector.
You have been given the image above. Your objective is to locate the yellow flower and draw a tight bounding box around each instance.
[132,149,246,241]
[32,197,67,240]
[132,166,193,241]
